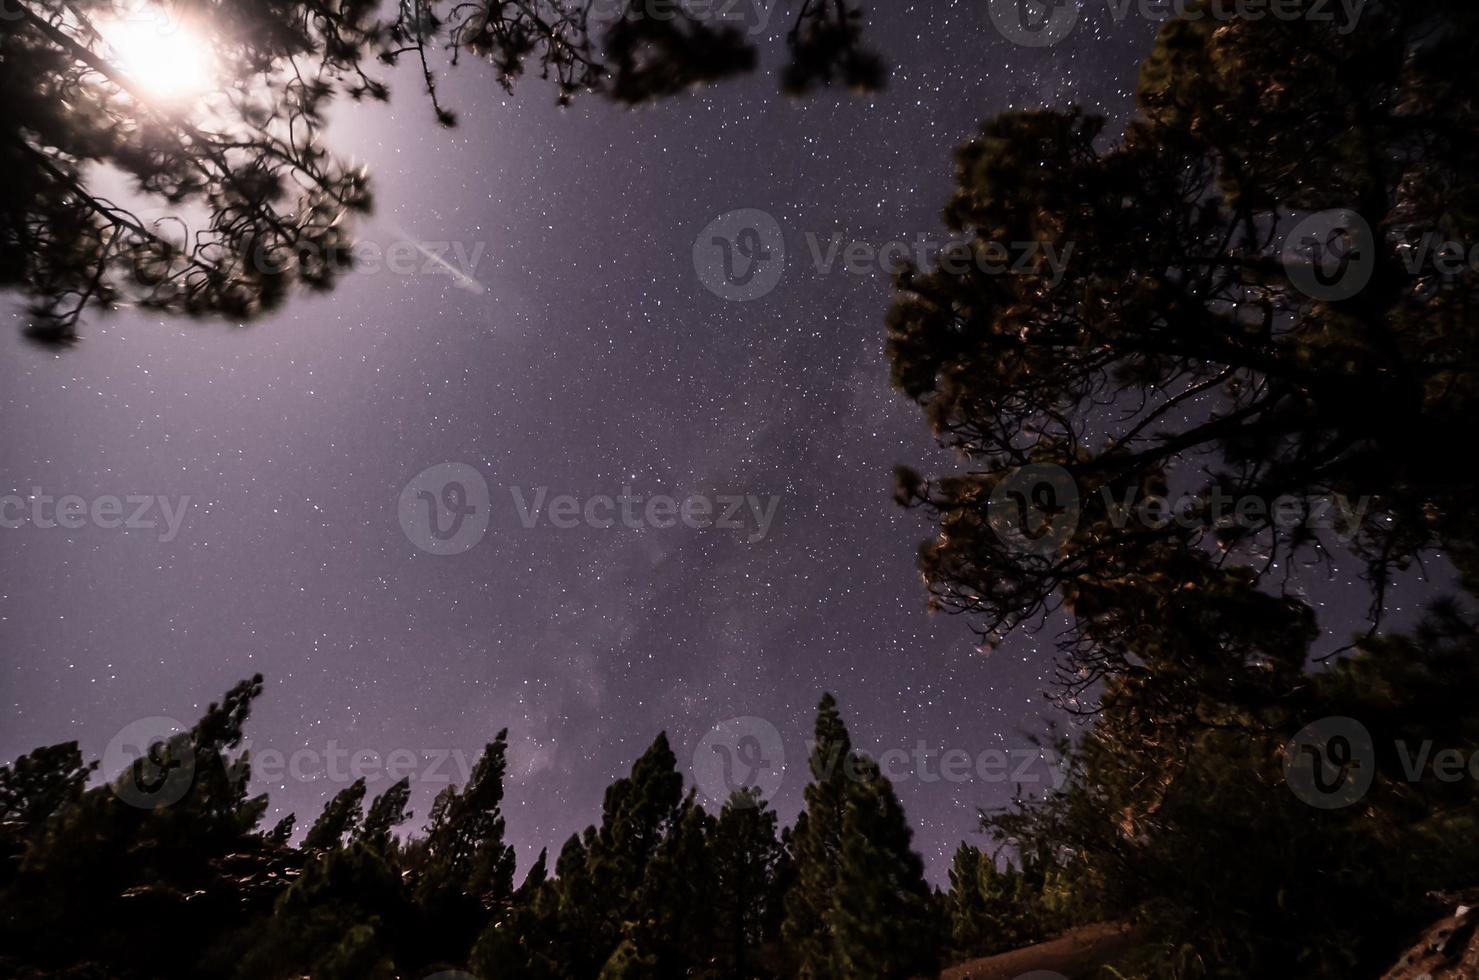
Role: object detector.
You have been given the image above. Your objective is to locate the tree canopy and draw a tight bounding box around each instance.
[885,4,1479,975]
[2,0,884,346]
[0,680,965,979]
[889,0,1479,673]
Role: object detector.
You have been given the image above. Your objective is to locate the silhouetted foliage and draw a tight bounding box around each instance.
[977,602,1479,978]
[357,776,413,854]
[886,3,1479,977]
[303,778,367,852]
[781,694,939,979]
[3,0,884,345]
[889,0,1479,665]
[0,682,947,979]
[944,842,1070,961]
[710,788,786,977]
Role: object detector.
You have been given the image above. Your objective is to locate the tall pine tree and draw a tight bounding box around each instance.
[711,787,786,977]
[782,694,939,978]
[303,779,367,852]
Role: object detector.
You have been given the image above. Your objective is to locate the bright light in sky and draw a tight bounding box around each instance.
[96,10,217,104]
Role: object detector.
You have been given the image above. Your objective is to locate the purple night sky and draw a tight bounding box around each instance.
[1,1,1419,880]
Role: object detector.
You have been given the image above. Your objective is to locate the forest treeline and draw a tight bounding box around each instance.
[3,592,1479,980]
[9,0,1479,976]
[0,682,1063,978]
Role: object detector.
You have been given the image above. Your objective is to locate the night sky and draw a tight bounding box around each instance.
[0,2,1416,880]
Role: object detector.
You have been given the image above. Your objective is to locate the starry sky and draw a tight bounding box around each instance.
[0,2,1420,880]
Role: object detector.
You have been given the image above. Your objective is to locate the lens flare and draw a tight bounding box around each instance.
[96,8,217,104]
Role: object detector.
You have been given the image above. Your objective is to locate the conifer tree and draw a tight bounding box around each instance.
[241,841,410,980]
[889,1,1479,678]
[945,844,989,960]
[468,846,563,980]
[711,787,786,977]
[414,731,518,960]
[629,790,717,974]
[7,0,883,345]
[357,776,412,853]
[831,756,940,978]
[303,778,367,852]
[516,846,549,902]
[782,693,937,978]
[0,675,286,978]
[782,693,855,977]
[943,842,1065,962]
[266,813,296,846]
[579,733,688,974]
[0,742,94,840]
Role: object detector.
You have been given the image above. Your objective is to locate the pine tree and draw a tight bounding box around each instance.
[711,787,786,977]
[516,846,549,903]
[266,813,296,846]
[831,756,940,979]
[597,935,658,979]
[782,693,855,977]
[8,1,882,345]
[241,841,410,980]
[413,731,518,960]
[303,779,367,852]
[481,733,699,978]
[0,675,290,978]
[0,742,94,841]
[944,842,1069,962]
[945,844,991,960]
[357,777,412,853]
[782,694,940,978]
[468,847,562,980]
[889,1,1479,675]
[630,790,717,974]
